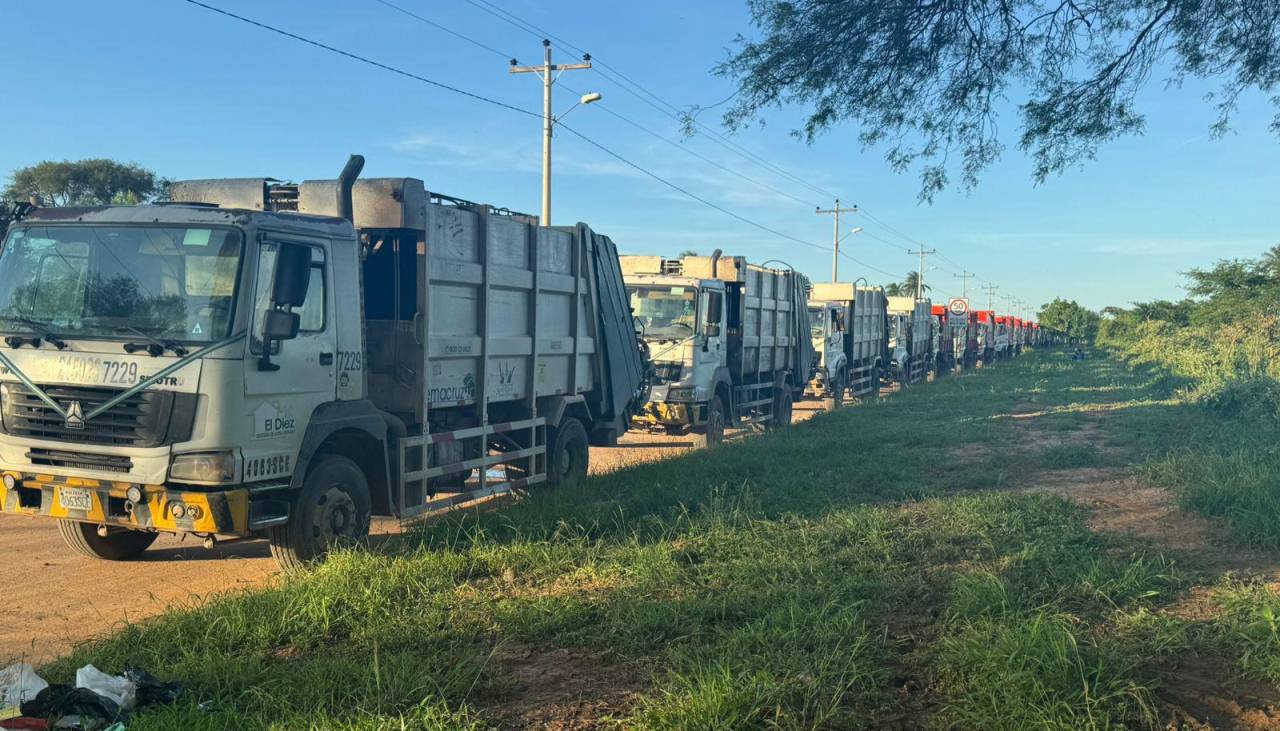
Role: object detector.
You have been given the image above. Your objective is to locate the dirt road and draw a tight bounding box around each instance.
[0,402,830,663]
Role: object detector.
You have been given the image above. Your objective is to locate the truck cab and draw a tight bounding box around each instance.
[805,301,849,407]
[628,274,727,421]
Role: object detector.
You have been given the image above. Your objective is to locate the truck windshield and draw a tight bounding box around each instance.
[808,306,825,339]
[0,225,243,344]
[629,285,697,340]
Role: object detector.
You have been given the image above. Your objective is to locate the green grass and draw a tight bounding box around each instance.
[35,349,1280,729]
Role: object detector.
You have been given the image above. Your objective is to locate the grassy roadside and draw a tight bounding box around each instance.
[34,349,1280,729]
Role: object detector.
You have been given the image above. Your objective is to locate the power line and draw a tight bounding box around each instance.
[373,0,512,60]
[369,1,823,211]
[181,0,538,119]
[461,0,836,201]
[184,0,866,278]
[458,0,1007,297]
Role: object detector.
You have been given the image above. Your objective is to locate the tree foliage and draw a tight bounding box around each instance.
[4,159,163,206]
[714,1,1280,200]
[1038,298,1100,341]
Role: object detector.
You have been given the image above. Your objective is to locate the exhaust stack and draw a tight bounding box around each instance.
[337,154,365,223]
[709,248,722,278]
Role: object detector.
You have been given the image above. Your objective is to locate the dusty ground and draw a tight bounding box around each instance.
[0,401,830,664]
[1012,411,1280,730]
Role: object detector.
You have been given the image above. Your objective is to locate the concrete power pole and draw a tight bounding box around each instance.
[908,245,937,300]
[511,40,593,227]
[982,284,999,311]
[816,199,857,281]
[953,270,975,299]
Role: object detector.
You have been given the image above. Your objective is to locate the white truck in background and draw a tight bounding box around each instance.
[886,297,934,386]
[805,283,887,408]
[623,251,813,445]
[0,156,647,568]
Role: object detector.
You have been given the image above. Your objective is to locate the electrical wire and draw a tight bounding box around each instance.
[182,0,538,118]
[184,0,876,278]
[371,0,822,210]
[373,0,513,60]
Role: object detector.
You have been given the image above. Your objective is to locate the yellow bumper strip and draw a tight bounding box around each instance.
[0,472,251,536]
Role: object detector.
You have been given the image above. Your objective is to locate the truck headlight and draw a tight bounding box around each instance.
[169,451,237,483]
[665,387,696,402]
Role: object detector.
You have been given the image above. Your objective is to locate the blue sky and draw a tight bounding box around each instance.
[3,0,1278,314]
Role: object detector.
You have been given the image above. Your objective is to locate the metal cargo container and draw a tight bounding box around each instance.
[807,282,888,401]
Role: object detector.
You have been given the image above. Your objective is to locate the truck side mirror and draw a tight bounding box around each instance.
[704,323,721,338]
[273,242,312,307]
[263,309,301,341]
[258,242,311,371]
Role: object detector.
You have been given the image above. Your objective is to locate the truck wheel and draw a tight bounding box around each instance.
[695,396,727,447]
[57,520,157,560]
[769,388,794,429]
[269,455,371,571]
[546,417,589,486]
[824,371,845,410]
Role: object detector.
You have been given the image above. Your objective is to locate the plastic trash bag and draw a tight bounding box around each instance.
[0,664,48,715]
[73,667,134,713]
[121,669,179,708]
[19,685,119,729]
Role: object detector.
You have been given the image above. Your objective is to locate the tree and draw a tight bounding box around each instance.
[713,1,1280,201]
[884,282,904,296]
[1038,298,1100,342]
[678,249,699,257]
[902,270,930,297]
[4,159,162,206]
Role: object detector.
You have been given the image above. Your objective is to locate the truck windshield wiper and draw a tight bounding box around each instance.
[0,314,68,350]
[83,319,188,357]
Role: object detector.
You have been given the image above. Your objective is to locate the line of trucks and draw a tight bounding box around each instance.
[0,157,1047,567]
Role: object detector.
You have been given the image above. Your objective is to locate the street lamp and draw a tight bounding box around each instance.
[511,41,600,227]
[831,226,862,281]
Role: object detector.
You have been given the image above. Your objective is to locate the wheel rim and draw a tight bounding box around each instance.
[311,486,359,549]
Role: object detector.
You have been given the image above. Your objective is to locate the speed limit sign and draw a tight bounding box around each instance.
[947,297,969,327]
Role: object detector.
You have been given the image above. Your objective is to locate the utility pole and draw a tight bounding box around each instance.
[953,270,975,300]
[908,245,937,300]
[816,199,857,281]
[511,40,593,227]
[982,284,999,311]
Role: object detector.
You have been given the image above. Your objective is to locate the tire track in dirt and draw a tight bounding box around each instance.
[1007,407,1280,730]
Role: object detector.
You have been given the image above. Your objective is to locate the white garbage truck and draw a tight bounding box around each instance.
[886,297,933,386]
[804,283,888,408]
[0,156,647,568]
[622,251,813,445]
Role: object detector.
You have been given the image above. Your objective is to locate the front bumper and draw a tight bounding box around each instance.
[0,471,251,536]
[632,400,703,428]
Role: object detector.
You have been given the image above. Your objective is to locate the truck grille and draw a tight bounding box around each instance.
[26,448,133,473]
[652,362,683,382]
[1,383,196,448]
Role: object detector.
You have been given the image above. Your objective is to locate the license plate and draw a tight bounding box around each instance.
[58,487,93,512]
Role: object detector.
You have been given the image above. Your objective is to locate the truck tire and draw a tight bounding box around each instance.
[57,520,157,560]
[695,396,727,447]
[269,455,371,571]
[546,417,589,486]
[769,388,794,430]
[824,370,846,410]
[870,365,882,398]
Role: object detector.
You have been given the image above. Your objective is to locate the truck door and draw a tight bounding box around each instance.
[829,305,845,367]
[700,287,725,366]
[243,238,337,459]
